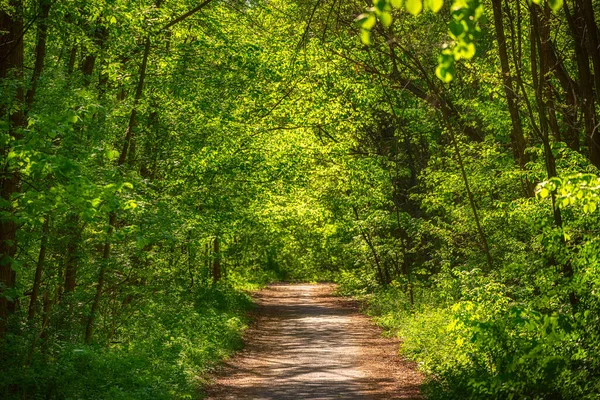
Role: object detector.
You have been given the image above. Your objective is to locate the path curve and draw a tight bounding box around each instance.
[205,283,422,399]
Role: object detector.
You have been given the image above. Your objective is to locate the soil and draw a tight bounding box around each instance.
[205,283,423,400]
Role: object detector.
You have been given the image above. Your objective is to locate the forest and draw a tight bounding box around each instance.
[2,0,600,398]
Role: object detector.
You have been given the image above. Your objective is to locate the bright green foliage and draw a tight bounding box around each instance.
[537,173,600,213]
[3,284,253,399]
[357,0,563,81]
[3,0,600,398]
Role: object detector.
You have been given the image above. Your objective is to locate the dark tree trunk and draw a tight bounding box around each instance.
[63,214,80,294]
[531,4,578,307]
[119,36,151,165]
[491,0,527,168]
[25,0,51,109]
[579,0,600,104]
[564,1,600,167]
[67,46,77,75]
[0,0,25,338]
[212,236,221,283]
[352,206,387,285]
[85,212,115,344]
[85,26,152,343]
[546,40,580,151]
[28,217,49,321]
[81,21,107,86]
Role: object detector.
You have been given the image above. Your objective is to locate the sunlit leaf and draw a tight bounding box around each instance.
[405,0,423,15]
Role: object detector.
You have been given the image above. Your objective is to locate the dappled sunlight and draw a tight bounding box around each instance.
[206,284,422,399]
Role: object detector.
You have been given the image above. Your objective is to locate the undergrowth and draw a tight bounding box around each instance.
[336,270,600,400]
[0,277,262,400]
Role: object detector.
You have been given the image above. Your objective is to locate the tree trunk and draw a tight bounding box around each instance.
[352,206,387,285]
[28,216,49,321]
[578,0,600,104]
[119,36,151,166]
[0,0,25,338]
[63,214,80,294]
[85,212,115,344]
[545,40,580,151]
[212,236,221,283]
[25,0,51,109]
[85,26,152,343]
[491,0,527,168]
[564,1,600,168]
[81,21,107,86]
[531,4,578,307]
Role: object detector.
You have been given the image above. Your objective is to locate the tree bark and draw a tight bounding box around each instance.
[63,214,80,294]
[0,0,25,338]
[81,21,107,86]
[85,212,115,344]
[25,0,51,109]
[578,0,600,104]
[564,1,600,167]
[531,4,578,307]
[212,236,221,283]
[352,206,387,285]
[28,216,49,321]
[491,0,527,168]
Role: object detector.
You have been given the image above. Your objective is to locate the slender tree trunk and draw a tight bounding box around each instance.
[491,0,527,168]
[545,39,580,151]
[63,214,80,294]
[81,21,107,86]
[25,0,51,109]
[352,206,387,285]
[0,0,25,338]
[84,24,152,343]
[578,0,600,104]
[564,1,600,167]
[119,37,151,165]
[439,101,493,270]
[531,4,578,307]
[85,212,115,343]
[67,46,77,75]
[212,236,221,283]
[206,241,211,279]
[28,216,49,321]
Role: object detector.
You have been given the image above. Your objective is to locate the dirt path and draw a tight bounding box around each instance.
[205,283,422,399]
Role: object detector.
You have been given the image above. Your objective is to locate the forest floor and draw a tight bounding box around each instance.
[204,283,423,399]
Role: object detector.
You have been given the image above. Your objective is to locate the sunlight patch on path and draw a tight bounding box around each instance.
[205,283,422,400]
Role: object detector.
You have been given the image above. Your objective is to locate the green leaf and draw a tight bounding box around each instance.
[405,0,423,15]
[457,42,476,59]
[547,0,563,12]
[425,0,443,12]
[391,0,403,7]
[105,149,120,161]
[436,63,454,83]
[360,29,371,44]
[362,14,377,30]
[375,0,388,12]
[380,11,393,27]
[449,20,464,37]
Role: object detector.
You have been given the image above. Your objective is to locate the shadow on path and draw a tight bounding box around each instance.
[205,284,422,400]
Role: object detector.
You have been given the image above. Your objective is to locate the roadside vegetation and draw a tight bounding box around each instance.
[2,0,600,398]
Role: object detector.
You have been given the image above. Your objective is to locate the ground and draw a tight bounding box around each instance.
[205,283,423,399]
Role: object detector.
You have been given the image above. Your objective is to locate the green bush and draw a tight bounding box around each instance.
[0,283,253,400]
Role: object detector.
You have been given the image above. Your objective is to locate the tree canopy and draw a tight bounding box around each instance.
[2,0,600,398]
